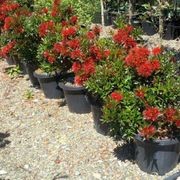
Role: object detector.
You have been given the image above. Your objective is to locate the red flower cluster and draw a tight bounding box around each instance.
[70,16,78,25]
[61,26,77,38]
[143,107,160,121]
[111,91,123,102]
[83,57,95,74]
[113,25,137,49]
[164,108,177,122]
[140,125,156,139]
[125,47,161,78]
[43,51,56,64]
[152,47,162,56]
[135,89,145,99]
[3,16,14,30]
[89,45,102,61]
[0,40,16,57]
[38,21,55,37]
[175,120,180,128]
[51,0,61,17]
[74,74,88,85]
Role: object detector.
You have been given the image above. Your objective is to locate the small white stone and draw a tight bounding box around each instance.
[24,164,29,170]
[93,173,101,179]
[0,169,7,175]
[75,171,81,176]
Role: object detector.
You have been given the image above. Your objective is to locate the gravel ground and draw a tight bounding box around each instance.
[0,60,179,180]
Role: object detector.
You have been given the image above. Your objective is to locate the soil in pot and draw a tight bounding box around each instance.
[24,62,39,87]
[135,135,180,176]
[34,70,64,99]
[87,93,109,135]
[59,82,91,114]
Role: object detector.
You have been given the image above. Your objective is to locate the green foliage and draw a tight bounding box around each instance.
[6,65,22,78]
[23,89,34,100]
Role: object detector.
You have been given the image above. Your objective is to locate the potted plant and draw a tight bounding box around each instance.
[59,25,105,114]
[86,24,139,134]
[34,0,78,99]
[103,46,179,175]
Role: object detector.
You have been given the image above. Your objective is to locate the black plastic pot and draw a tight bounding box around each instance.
[87,93,109,135]
[5,56,15,65]
[24,62,39,87]
[34,71,64,99]
[135,135,180,175]
[163,20,180,40]
[92,11,111,26]
[142,21,157,36]
[59,82,91,114]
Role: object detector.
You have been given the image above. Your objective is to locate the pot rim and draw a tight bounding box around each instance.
[33,70,58,78]
[135,134,179,145]
[59,82,85,91]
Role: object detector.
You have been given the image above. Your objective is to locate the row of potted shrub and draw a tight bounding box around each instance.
[0,0,179,176]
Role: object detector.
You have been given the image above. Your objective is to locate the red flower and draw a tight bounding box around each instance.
[67,39,80,49]
[125,47,149,68]
[140,125,156,138]
[152,47,162,56]
[143,107,160,121]
[41,7,48,14]
[70,15,78,25]
[83,58,95,74]
[47,55,56,64]
[111,91,123,102]
[3,16,14,30]
[87,31,96,40]
[61,20,68,27]
[175,120,180,128]
[70,49,83,59]
[135,89,145,99]
[72,62,81,73]
[92,25,101,36]
[74,74,88,85]
[61,26,77,38]
[51,0,61,17]
[89,45,102,61]
[38,21,55,37]
[0,41,16,57]
[113,27,137,48]
[104,49,111,58]
[137,61,154,78]
[151,59,161,71]
[164,108,176,121]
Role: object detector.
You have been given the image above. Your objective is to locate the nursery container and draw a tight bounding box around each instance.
[34,70,64,99]
[5,56,15,65]
[59,82,91,114]
[142,21,157,36]
[135,135,180,176]
[87,93,109,135]
[24,62,39,87]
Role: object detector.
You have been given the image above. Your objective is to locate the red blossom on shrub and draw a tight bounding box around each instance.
[175,120,180,128]
[164,108,177,122]
[87,31,96,40]
[111,91,123,102]
[135,89,145,99]
[41,7,48,14]
[61,20,68,27]
[89,45,102,61]
[125,47,149,68]
[151,59,161,71]
[140,125,156,138]
[70,49,83,59]
[136,61,154,78]
[51,0,61,17]
[92,25,101,36]
[113,26,137,49]
[143,107,160,121]
[3,16,14,30]
[83,58,95,74]
[0,40,16,57]
[43,51,56,64]
[70,15,78,25]
[61,26,77,38]
[67,39,80,49]
[38,21,55,37]
[152,47,162,56]
[74,74,88,85]
[103,49,111,58]
[72,62,81,73]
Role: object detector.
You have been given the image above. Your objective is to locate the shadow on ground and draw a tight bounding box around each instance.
[113,141,135,162]
[0,132,10,148]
